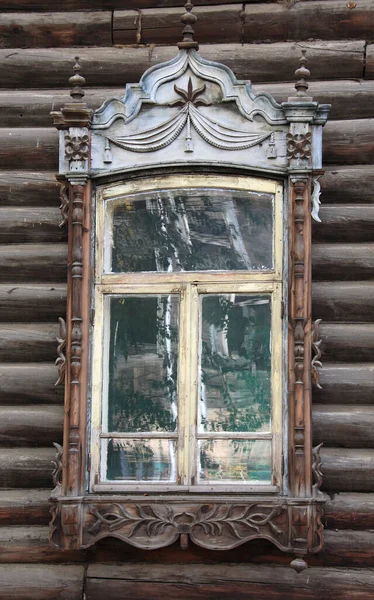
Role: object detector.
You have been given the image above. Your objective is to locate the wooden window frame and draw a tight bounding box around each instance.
[90,175,284,494]
[49,43,329,571]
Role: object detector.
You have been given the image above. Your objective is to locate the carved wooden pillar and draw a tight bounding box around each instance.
[289,174,312,499]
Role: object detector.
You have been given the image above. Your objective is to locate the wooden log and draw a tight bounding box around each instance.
[0,0,245,10]
[1,120,372,172]
[321,166,374,204]
[312,243,374,280]
[0,527,84,565]
[244,0,374,43]
[0,563,84,599]
[0,448,55,488]
[319,322,374,362]
[0,41,364,88]
[0,405,63,447]
[0,128,58,170]
[0,284,66,322]
[317,530,374,568]
[0,323,58,363]
[365,43,374,79]
[0,207,66,244]
[85,563,374,600]
[0,490,50,526]
[0,244,67,283]
[0,11,111,49]
[314,363,374,404]
[0,363,63,404]
[3,80,374,127]
[312,282,374,321]
[324,492,374,529]
[313,205,374,243]
[321,448,374,492]
[323,119,374,165]
[0,171,59,207]
[113,6,243,45]
[313,405,374,448]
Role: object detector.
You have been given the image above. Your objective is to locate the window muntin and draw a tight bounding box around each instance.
[91,175,283,493]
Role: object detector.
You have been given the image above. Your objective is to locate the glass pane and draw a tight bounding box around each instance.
[198,439,272,484]
[107,295,179,433]
[199,294,271,433]
[106,438,177,482]
[110,188,273,272]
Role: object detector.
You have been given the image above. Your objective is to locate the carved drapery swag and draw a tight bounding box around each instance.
[49,8,330,571]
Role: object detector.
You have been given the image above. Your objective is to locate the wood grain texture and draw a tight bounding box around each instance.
[0,207,66,244]
[321,448,374,492]
[314,364,374,405]
[85,563,374,600]
[313,405,374,448]
[0,41,364,88]
[323,119,374,165]
[0,12,111,48]
[0,284,66,322]
[0,405,63,447]
[0,171,59,207]
[0,563,83,599]
[324,492,374,529]
[313,205,374,243]
[0,448,55,488]
[113,5,243,45]
[0,128,58,170]
[0,363,63,404]
[321,166,374,204]
[3,80,374,128]
[312,243,374,280]
[0,244,67,283]
[244,0,374,42]
[0,490,50,526]
[0,323,58,362]
[312,282,374,321]
[319,323,374,362]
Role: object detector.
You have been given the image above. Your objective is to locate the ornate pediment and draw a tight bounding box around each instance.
[90,49,290,174]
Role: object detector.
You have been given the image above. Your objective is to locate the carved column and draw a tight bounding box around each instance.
[289,174,312,498]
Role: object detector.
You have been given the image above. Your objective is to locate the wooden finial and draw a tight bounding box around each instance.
[294,49,310,97]
[178,2,199,50]
[69,56,86,102]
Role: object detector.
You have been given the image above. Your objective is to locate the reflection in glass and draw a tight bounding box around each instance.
[199,294,271,433]
[198,439,272,484]
[106,438,177,482]
[110,188,273,273]
[107,295,179,433]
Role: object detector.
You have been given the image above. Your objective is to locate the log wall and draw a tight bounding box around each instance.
[0,1,373,598]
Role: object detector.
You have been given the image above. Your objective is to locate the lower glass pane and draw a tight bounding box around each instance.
[107,295,179,433]
[198,439,272,484]
[105,438,177,482]
[199,294,272,433]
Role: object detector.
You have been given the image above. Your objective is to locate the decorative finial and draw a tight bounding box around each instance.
[69,56,86,103]
[294,49,310,97]
[178,2,199,50]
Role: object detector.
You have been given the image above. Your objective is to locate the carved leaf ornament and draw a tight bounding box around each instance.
[108,77,272,153]
[88,502,284,545]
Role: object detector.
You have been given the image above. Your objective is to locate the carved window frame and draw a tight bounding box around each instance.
[50,32,329,570]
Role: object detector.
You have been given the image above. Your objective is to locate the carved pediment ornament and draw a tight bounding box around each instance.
[107,76,272,154]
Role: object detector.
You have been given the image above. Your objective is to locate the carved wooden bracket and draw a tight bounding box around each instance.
[312,318,323,389]
[50,497,324,561]
[55,317,66,386]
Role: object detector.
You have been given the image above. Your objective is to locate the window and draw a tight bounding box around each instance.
[90,175,284,492]
[50,12,330,571]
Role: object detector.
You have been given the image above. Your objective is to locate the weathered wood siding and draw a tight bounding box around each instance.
[0,1,373,597]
